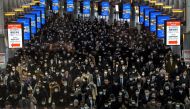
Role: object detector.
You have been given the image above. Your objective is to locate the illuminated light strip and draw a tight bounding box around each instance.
[172,9,184,13]
[155,3,164,6]
[14,8,24,12]
[29,3,36,5]
[149,0,157,3]
[4,12,16,16]
[163,6,172,9]
[22,5,30,8]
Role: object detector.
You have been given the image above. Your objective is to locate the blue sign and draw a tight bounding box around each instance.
[144,8,155,27]
[32,6,46,25]
[40,0,46,7]
[101,2,109,16]
[24,14,37,34]
[67,0,74,12]
[149,11,162,32]
[83,0,90,14]
[139,5,149,24]
[156,15,170,38]
[122,3,131,19]
[30,10,41,29]
[17,18,31,40]
[52,0,59,13]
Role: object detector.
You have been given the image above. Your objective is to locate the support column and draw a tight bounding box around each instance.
[0,0,6,69]
[186,0,190,32]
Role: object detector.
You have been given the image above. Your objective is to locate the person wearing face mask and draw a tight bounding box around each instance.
[0,81,7,108]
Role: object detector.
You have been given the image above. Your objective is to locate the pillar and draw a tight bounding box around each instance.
[186,0,190,32]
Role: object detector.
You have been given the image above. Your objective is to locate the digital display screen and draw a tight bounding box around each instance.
[122,3,131,19]
[144,8,155,27]
[52,0,59,13]
[149,11,162,32]
[67,0,74,12]
[24,14,37,34]
[32,6,46,25]
[166,21,181,45]
[156,15,170,38]
[17,18,31,40]
[83,0,90,14]
[101,2,109,16]
[40,0,46,7]
[30,10,41,29]
[8,23,23,48]
[139,5,149,24]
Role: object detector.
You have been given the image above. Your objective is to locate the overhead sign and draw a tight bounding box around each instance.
[83,0,90,14]
[52,0,59,13]
[17,18,31,40]
[30,10,42,29]
[156,15,170,38]
[32,6,46,25]
[139,5,149,24]
[144,8,155,27]
[166,20,181,45]
[101,2,109,16]
[122,3,131,20]
[149,11,162,32]
[67,0,74,12]
[8,23,23,48]
[24,14,37,34]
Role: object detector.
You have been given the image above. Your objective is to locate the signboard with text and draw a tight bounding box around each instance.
[144,8,155,27]
[139,5,149,24]
[166,20,181,45]
[156,15,170,38]
[149,11,162,32]
[101,2,109,16]
[67,0,74,12]
[17,18,31,40]
[83,0,90,14]
[122,3,131,20]
[8,23,23,48]
[24,14,37,34]
[52,0,59,13]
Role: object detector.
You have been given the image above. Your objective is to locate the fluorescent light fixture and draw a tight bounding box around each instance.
[4,12,16,16]
[172,9,184,13]
[14,8,24,12]
[163,6,172,9]
[155,3,164,6]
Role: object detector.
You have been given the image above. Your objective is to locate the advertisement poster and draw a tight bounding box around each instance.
[24,14,37,34]
[139,5,149,24]
[8,23,23,48]
[156,15,170,38]
[52,0,59,13]
[149,11,162,32]
[101,2,109,16]
[30,10,42,29]
[83,0,90,14]
[122,3,131,20]
[17,18,31,40]
[40,0,46,7]
[32,6,46,25]
[166,21,181,45]
[144,8,155,27]
[67,0,74,12]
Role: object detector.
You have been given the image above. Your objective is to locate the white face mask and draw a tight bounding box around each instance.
[55,88,59,92]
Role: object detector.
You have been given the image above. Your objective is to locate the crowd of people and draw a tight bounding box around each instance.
[0,14,190,109]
